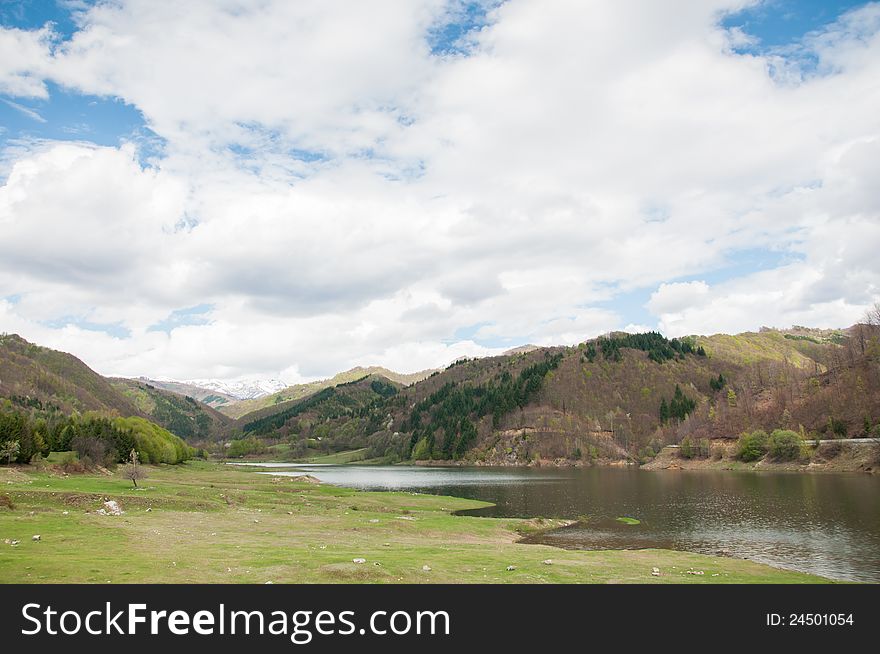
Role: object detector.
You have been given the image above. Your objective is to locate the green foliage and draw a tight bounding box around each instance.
[768,429,802,461]
[596,332,696,364]
[369,379,398,398]
[679,437,695,459]
[585,343,597,363]
[113,416,191,464]
[1,439,20,464]
[660,385,696,423]
[826,417,848,438]
[117,382,223,440]
[242,387,337,435]
[0,405,136,464]
[407,352,564,459]
[637,445,655,463]
[736,430,769,462]
[227,437,267,458]
[709,373,726,392]
[616,517,641,525]
[410,437,432,460]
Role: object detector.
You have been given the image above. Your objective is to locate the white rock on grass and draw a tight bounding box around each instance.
[542,559,553,565]
[506,565,517,571]
[32,535,40,541]
[97,500,124,516]
[352,558,366,564]
[422,565,432,572]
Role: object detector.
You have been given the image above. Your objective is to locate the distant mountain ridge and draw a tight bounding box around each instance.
[0,334,229,442]
[217,365,439,419]
[133,378,239,409]
[185,377,287,400]
[5,325,877,467]
[221,325,879,466]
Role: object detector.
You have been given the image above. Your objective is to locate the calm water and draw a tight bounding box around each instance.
[237,463,880,582]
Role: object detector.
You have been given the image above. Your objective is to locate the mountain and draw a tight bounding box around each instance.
[502,344,540,355]
[0,334,229,442]
[133,378,239,409]
[137,377,286,408]
[229,326,880,465]
[0,333,141,416]
[219,365,437,419]
[110,378,234,441]
[186,378,287,400]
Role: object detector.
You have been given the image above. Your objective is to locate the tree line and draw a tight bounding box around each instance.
[0,401,192,465]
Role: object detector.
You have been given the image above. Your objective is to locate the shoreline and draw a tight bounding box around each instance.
[643,441,878,474]
[234,443,878,474]
[0,461,832,584]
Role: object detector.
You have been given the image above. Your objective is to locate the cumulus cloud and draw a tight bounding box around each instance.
[0,0,878,380]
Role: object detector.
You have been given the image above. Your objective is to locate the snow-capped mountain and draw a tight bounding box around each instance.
[185,378,288,400]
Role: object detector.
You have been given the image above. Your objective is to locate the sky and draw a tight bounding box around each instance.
[0,0,879,384]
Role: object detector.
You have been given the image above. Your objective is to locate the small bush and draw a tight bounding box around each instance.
[736,430,768,462]
[0,493,14,510]
[817,441,842,459]
[698,438,710,458]
[679,437,695,459]
[60,451,86,474]
[827,417,848,438]
[411,437,432,460]
[710,442,725,460]
[768,429,802,461]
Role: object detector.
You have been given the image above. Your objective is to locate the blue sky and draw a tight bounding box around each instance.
[0,1,878,380]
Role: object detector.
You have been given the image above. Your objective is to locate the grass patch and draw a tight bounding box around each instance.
[0,462,830,584]
[616,517,641,525]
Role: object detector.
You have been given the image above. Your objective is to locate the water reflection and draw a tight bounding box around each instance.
[235,463,880,582]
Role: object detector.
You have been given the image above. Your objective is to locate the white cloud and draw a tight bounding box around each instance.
[0,25,54,98]
[0,0,879,380]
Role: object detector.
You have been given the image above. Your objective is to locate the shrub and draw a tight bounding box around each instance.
[736,430,768,462]
[70,435,111,469]
[410,437,431,461]
[827,417,848,438]
[227,437,267,458]
[0,493,14,510]
[710,442,725,460]
[114,417,192,464]
[768,429,802,461]
[698,438,710,458]
[679,437,695,459]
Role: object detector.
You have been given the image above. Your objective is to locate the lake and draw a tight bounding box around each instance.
[236,463,880,582]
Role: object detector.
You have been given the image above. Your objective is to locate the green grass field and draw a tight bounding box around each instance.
[0,462,830,584]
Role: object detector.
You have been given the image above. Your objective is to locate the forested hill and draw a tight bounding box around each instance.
[4,325,878,466]
[0,334,229,442]
[0,333,140,416]
[218,365,438,419]
[227,326,880,465]
[109,378,234,441]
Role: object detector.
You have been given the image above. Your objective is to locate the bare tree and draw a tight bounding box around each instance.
[122,449,146,488]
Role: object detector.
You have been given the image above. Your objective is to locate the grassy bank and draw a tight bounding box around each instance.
[0,462,828,584]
